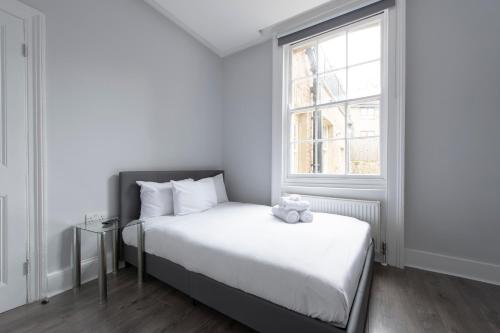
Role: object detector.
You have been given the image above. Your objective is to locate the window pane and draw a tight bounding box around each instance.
[347,100,380,138]
[290,142,313,174]
[318,106,346,140]
[318,140,346,175]
[347,61,380,99]
[290,111,314,141]
[348,137,380,175]
[348,21,381,66]
[287,15,384,178]
[318,32,346,73]
[292,42,316,79]
[318,70,347,104]
[292,77,315,108]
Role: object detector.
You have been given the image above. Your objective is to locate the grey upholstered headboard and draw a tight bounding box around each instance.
[119,170,223,227]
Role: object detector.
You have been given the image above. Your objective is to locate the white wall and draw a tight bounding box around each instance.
[222,41,273,205]
[20,0,223,291]
[405,0,500,268]
[221,0,500,281]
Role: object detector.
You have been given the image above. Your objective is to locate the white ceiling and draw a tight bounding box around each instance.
[146,0,332,57]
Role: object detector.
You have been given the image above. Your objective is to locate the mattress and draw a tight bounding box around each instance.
[122,202,371,327]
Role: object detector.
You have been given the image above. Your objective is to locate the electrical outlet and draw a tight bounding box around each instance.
[85,212,108,224]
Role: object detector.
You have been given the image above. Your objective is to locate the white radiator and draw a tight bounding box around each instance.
[295,195,381,252]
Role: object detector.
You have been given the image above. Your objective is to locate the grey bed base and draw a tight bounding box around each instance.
[119,171,374,333]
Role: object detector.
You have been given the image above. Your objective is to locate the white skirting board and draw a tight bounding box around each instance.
[47,253,122,297]
[405,248,500,286]
[49,250,500,296]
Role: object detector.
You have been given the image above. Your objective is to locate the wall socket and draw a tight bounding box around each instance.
[85,212,108,224]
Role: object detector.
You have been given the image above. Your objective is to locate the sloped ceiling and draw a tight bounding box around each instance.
[146,0,331,57]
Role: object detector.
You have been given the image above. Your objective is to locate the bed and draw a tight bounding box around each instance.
[119,170,374,333]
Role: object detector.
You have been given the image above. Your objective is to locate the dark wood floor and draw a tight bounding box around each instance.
[1,264,499,333]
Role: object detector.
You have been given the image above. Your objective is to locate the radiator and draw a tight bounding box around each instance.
[294,195,381,252]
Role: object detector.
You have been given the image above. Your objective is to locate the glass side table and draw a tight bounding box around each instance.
[73,218,144,304]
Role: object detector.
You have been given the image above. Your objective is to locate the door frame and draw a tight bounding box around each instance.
[1,0,47,303]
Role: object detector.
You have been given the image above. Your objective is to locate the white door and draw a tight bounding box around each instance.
[0,9,28,313]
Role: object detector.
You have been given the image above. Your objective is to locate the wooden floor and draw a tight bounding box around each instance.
[1,264,499,333]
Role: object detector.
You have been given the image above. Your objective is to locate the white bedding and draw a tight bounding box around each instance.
[122,202,371,326]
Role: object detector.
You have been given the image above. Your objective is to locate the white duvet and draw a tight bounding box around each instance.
[122,202,371,326]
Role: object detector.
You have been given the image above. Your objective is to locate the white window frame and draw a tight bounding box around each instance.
[271,0,405,268]
[282,14,388,188]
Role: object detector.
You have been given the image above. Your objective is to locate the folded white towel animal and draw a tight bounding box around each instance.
[299,209,313,223]
[288,194,302,201]
[272,205,300,224]
[279,197,310,211]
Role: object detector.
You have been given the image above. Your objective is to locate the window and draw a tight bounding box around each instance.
[287,15,384,177]
[273,0,404,267]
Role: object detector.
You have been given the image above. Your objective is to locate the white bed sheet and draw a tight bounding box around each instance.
[122,202,371,326]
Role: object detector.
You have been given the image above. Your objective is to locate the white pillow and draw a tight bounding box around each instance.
[210,173,229,203]
[171,178,217,216]
[136,179,192,219]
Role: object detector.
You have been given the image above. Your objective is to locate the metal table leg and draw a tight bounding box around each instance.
[137,223,144,286]
[97,232,107,304]
[73,227,81,292]
[112,229,118,274]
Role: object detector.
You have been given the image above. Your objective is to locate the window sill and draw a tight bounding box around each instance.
[281,182,386,202]
[283,175,386,190]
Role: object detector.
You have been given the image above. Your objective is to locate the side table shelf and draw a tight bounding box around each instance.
[73,218,144,304]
